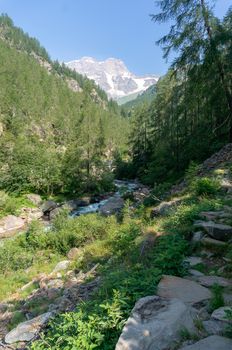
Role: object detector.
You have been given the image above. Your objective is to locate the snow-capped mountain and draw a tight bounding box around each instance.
[65,57,158,100]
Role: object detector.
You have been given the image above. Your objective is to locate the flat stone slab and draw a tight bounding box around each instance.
[184,257,203,266]
[5,312,52,344]
[189,269,205,277]
[200,211,226,221]
[180,335,232,350]
[157,275,211,304]
[0,215,25,237]
[115,295,196,350]
[201,237,227,246]
[211,306,232,323]
[197,275,232,288]
[194,221,232,241]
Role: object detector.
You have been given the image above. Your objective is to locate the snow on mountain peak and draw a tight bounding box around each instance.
[65,57,158,100]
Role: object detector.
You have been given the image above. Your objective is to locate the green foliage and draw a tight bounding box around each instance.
[208,284,224,312]
[130,2,232,185]
[185,162,200,185]
[0,191,34,218]
[8,311,27,331]
[191,177,220,197]
[144,182,172,206]
[29,215,188,350]
[0,17,129,196]
[225,308,232,338]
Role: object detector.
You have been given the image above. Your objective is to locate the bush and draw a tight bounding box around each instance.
[191,177,220,197]
[185,161,200,184]
[144,182,172,206]
[208,284,224,312]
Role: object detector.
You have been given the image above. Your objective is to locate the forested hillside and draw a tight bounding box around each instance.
[129,3,232,186]
[0,14,128,196]
[0,3,232,350]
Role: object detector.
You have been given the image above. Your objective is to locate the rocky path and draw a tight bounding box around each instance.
[116,202,232,350]
[0,259,100,348]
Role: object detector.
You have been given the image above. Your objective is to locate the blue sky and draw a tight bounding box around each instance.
[0,0,229,76]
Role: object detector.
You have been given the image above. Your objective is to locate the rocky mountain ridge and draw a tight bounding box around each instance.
[66,57,158,101]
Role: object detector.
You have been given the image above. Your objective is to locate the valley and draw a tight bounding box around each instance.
[0,1,232,349]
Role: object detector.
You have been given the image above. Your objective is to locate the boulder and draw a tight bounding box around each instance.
[157,275,211,304]
[115,295,197,350]
[202,320,227,335]
[26,194,42,206]
[52,260,70,273]
[0,215,25,238]
[179,335,232,350]
[28,208,43,221]
[5,312,52,344]
[67,247,81,260]
[201,237,227,247]
[150,198,182,218]
[211,306,232,323]
[49,207,63,220]
[197,275,232,288]
[41,200,57,214]
[99,197,124,216]
[194,221,232,241]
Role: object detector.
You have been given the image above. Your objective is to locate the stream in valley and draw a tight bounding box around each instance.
[71,180,139,216]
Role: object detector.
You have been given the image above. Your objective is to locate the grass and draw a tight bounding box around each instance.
[0,191,35,219]
[0,173,230,349]
[208,284,225,312]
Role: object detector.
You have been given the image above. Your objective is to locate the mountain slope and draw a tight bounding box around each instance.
[0,14,129,195]
[66,57,158,100]
[121,84,157,110]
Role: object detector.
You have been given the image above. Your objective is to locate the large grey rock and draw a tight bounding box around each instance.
[197,275,232,288]
[180,335,232,350]
[194,221,232,241]
[115,296,196,350]
[202,320,227,335]
[5,312,52,344]
[157,275,211,304]
[211,306,232,323]
[0,215,25,237]
[150,198,182,218]
[26,194,42,206]
[99,197,124,216]
[52,260,70,273]
[41,200,57,214]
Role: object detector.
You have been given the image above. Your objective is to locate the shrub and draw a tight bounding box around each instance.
[225,308,232,338]
[190,177,220,197]
[185,161,200,184]
[208,284,224,312]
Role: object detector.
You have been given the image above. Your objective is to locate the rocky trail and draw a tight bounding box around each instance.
[1,148,232,349]
[1,196,232,349]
